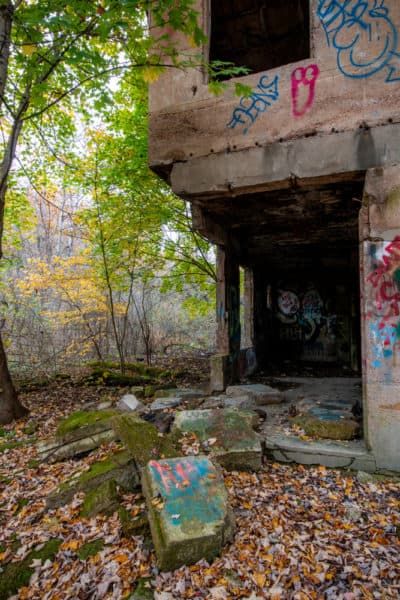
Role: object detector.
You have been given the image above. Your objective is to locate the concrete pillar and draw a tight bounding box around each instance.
[360,165,400,471]
[210,246,240,391]
[242,268,254,348]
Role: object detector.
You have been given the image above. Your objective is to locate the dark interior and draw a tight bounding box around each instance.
[210,0,310,78]
[196,179,363,375]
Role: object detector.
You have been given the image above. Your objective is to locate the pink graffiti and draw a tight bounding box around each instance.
[291,64,320,118]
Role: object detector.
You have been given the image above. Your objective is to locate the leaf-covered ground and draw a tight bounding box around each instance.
[0,382,399,599]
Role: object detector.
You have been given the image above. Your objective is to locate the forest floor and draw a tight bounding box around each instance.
[0,361,399,600]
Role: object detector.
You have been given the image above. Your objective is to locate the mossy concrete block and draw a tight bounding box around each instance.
[173,409,262,472]
[111,414,179,468]
[55,409,118,443]
[142,456,235,572]
[46,449,139,509]
[80,479,120,518]
[292,414,360,440]
[226,384,284,405]
[0,538,62,600]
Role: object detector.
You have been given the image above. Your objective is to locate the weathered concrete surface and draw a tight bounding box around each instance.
[264,431,377,472]
[111,414,178,468]
[360,166,400,471]
[153,388,205,401]
[46,450,138,509]
[37,410,119,462]
[226,384,284,406]
[149,397,181,412]
[117,394,144,413]
[142,456,235,571]
[173,409,262,471]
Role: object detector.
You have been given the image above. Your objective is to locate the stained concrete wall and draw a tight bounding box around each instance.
[360,166,400,471]
[150,0,400,176]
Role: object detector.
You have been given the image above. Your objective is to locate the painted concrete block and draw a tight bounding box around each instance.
[226,384,284,405]
[142,456,235,571]
[149,397,181,412]
[173,409,262,471]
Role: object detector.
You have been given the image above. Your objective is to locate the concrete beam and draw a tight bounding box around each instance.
[171,123,400,199]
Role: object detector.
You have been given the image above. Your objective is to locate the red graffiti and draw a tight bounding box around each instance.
[367,236,400,324]
[291,64,320,118]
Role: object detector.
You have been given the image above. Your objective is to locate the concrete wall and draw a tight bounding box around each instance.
[360,166,400,471]
[150,0,400,172]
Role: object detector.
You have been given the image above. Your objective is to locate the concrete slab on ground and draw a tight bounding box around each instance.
[173,409,262,471]
[226,384,284,405]
[142,456,235,571]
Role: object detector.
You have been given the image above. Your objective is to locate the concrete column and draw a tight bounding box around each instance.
[242,268,254,348]
[210,246,240,391]
[360,166,400,471]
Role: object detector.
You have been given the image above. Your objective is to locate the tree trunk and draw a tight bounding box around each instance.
[0,331,28,424]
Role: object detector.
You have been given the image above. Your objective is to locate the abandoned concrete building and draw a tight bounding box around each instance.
[149,1,400,473]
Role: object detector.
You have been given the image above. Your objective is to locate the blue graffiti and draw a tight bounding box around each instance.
[318,0,400,82]
[227,74,280,134]
[370,321,397,368]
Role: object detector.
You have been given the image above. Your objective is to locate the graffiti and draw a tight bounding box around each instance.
[227,74,280,134]
[291,65,320,117]
[228,285,241,350]
[277,289,300,319]
[276,286,337,355]
[367,236,400,366]
[317,0,400,82]
[148,458,225,526]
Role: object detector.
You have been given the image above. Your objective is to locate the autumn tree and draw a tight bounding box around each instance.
[0,0,209,423]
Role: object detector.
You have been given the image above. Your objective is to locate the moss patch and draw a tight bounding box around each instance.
[47,449,139,509]
[111,414,179,468]
[77,539,104,560]
[292,415,360,440]
[0,440,27,453]
[131,578,154,599]
[80,479,120,518]
[0,538,61,600]
[56,409,117,439]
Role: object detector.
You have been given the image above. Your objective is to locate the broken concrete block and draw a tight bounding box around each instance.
[173,409,262,471]
[117,394,145,413]
[111,414,178,468]
[149,397,181,412]
[55,409,118,443]
[46,449,139,509]
[38,409,119,462]
[223,395,255,411]
[201,396,225,409]
[142,456,235,571]
[154,388,205,401]
[226,384,284,405]
[292,413,360,440]
[80,479,120,518]
[37,429,117,463]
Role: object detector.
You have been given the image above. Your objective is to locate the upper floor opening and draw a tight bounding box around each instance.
[210,0,311,80]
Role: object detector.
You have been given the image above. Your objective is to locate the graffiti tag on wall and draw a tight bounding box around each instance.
[277,286,335,343]
[367,236,400,367]
[318,0,400,82]
[291,65,320,117]
[227,74,280,134]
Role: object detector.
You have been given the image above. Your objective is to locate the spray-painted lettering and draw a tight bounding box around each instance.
[227,74,280,134]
